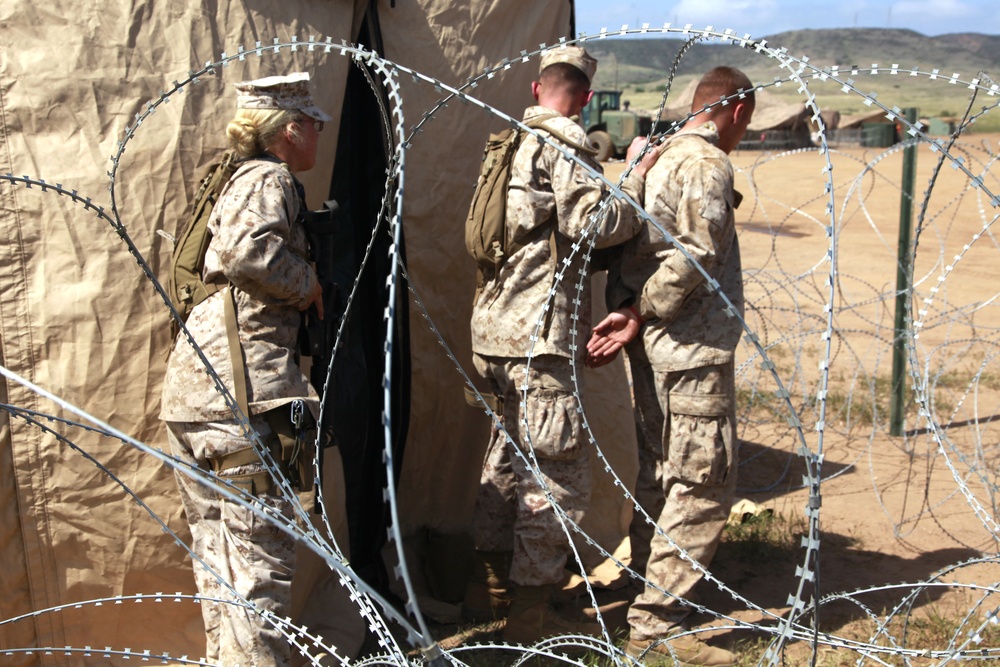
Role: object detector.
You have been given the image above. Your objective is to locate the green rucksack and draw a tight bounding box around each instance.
[465,126,523,275]
[464,114,597,282]
[165,152,239,328]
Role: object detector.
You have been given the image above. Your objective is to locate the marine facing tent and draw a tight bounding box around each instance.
[0,0,642,660]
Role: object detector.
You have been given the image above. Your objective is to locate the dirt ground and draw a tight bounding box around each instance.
[420,134,1000,664]
[717,132,1000,662]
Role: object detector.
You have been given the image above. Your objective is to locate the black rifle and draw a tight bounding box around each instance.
[299,201,348,512]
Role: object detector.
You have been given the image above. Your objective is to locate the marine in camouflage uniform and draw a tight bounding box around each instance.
[609,121,744,617]
[467,46,660,641]
[161,73,329,667]
[593,66,755,665]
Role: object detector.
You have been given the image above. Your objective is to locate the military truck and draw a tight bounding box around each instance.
[580,90,664,161]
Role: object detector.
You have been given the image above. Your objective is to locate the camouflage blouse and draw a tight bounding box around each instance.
[161,159,319,422]
[471,105,647,361]
[608,122,745,372]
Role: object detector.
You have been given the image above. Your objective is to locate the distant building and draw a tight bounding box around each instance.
[658,79,813,150]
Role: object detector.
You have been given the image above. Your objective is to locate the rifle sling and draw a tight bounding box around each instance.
[223,285,250,417]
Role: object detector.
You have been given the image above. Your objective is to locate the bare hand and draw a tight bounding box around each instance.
[624,137,662,178]
[301,280,324,320]
[585,308,641,368]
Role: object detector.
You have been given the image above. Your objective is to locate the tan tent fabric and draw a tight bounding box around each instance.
[817,109,842,131]
[381,0,638,571]
[746,94,810,134]
[660,79,810,132]
[1,1,359,661]
[1,0,640,658]
[840,109,895,128]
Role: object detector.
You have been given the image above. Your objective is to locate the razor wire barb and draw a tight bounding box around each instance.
[2,21,1000,667]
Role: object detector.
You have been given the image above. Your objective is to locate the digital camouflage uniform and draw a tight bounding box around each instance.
[470,104,647,587]
[606,122,743,640]
[161,158,319,667]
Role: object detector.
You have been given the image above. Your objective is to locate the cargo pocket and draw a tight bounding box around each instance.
[666,386,733,487]
[519,388,586,462]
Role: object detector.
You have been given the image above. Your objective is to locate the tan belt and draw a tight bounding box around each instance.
[210,440,278,497]
[464,386,503,416]
[219,470,273,496]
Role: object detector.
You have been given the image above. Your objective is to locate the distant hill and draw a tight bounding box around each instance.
[585,29,1000,126]
[587,29,1000,88]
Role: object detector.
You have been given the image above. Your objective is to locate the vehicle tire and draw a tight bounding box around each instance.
[587,130,614,162]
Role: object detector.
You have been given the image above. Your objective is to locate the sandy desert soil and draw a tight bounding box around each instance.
[715,132,1000,662]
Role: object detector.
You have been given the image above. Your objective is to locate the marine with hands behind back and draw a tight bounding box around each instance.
[587,66,756,667]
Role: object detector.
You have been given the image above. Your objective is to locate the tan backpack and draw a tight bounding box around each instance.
[465,114,597,283]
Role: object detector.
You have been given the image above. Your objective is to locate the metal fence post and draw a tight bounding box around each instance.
[890,107,919,437]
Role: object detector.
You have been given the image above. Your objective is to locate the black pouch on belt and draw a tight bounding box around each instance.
[263,399,316,491]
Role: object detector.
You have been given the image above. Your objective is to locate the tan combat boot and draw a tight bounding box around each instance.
[552,570,588,602]
[461,550,513,621]
[502,584,603,645]
[625,631,736,667]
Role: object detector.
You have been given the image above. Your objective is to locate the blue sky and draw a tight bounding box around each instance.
[574,0,998,38]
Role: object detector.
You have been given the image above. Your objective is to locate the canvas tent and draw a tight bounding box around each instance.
[836,109,902,147]
[0,0,642,662]
[839,109,894,129]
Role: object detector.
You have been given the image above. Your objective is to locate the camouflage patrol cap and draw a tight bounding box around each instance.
[538,45,597,83]
[235,72,332,122]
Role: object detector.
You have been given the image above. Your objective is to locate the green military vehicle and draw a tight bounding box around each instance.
[580,90,665,161]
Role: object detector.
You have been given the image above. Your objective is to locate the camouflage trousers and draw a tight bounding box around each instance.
[166,417,296,667]
[624,345,738,641]
[470,353,591,587]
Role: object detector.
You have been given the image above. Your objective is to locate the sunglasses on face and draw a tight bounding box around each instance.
[298,116,324,132]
